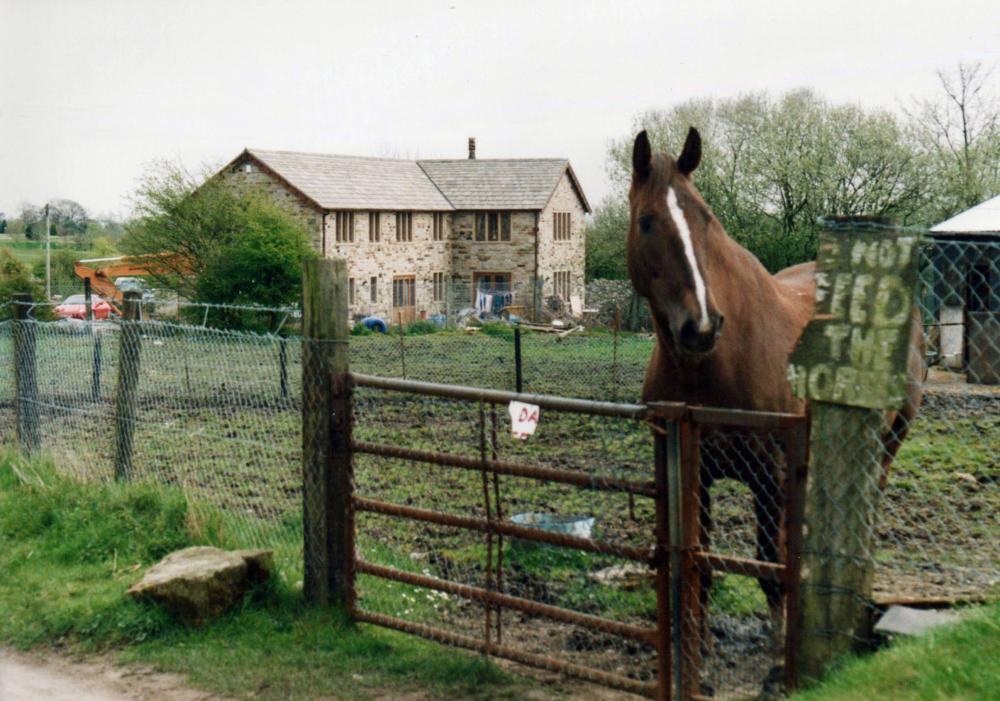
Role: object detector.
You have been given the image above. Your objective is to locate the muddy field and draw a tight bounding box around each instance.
[0,323,996,699]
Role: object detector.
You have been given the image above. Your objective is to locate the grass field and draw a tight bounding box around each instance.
[0,239,96,266]
[790,601,999,701]
[0,318,996,698]
[1,451,996,701]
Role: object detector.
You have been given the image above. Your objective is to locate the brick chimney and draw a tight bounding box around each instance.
[468,137,476,160]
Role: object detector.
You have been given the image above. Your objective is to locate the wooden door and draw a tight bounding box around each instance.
[472,272,512,299]
[392,275,417,325]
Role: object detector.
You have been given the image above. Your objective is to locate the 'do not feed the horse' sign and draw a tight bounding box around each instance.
[788,222,920,411]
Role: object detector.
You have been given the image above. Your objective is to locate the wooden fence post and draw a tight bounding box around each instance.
[12,293,40,454]
[788,219,920,683]
[84,277,103,402]
[113,291,142,481]
[302,258,351,606]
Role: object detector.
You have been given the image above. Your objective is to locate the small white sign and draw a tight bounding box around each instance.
[509,401,540,440]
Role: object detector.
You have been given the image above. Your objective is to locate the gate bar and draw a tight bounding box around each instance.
[351,372,650,418]
[353,440,658,497]
[693,552,786,582]
[354,497,655,562]
[356,560,657,644]
[354,610,659,698]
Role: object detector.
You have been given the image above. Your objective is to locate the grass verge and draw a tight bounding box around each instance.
[791,600,999,701]
[0,450,533,700]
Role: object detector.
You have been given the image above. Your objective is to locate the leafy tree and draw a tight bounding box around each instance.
[907,62,1000,222]
[89,236,118,257]
[584,198,629,280]
[32,249,79,292]
[49,199,89,237]
[599,90,928,274]
[0,250,52,320]
[18,204,42,241]
[121,161,316,326]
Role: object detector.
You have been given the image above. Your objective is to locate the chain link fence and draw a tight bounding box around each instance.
[0,232,996,696]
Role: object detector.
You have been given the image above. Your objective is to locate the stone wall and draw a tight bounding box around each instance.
[537,172,587,309]
[585,278,653,331]
[450,211,537,310]
[326,211,451,321]
[222,159,325,250]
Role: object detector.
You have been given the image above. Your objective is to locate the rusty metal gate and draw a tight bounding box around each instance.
[343,372,807,699]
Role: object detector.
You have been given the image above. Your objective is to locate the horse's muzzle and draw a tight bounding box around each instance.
[678,313,724,354]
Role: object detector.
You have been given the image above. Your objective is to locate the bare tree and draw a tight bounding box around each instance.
[908,62,1000,217]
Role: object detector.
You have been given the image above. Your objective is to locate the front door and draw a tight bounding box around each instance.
[472,272,511,297]
[392,275,416,325]
[472,272,513,317]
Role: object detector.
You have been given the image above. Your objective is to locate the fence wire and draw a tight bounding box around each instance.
[5,312,306,564]
[1,232,996,696]
[684,427,802,700]
[350,385,661,694]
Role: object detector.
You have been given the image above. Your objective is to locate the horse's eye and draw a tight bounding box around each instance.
[638,215,655,235]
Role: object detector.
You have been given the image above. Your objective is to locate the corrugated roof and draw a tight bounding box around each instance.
[246,149,453,211]
[416,158,575,211]
[930,194,1000,236]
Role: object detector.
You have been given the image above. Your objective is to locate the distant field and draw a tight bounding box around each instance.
[0,239,96,264]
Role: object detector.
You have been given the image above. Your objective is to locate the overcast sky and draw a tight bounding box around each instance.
[2,0,999,219]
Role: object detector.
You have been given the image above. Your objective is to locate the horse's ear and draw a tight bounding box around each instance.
[633,130,652,183]
[677,127,701,176]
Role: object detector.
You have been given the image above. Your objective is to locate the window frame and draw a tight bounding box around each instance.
[474,211,511,242]
[395,212,413,242]
[369,212,381,242]
[553,270,571,299]
[335,211,355,243]
[553,211,571,241]
[432,271,445,302]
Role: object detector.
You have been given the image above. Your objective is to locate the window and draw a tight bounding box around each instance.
[554,212,571,241]
[553,270,571,299]
[368,212,381,242]
[474,212,511,241]
[370,276,378,303]
[395,212,413,242]
[335,211,355,243]
[433,272,445,301]
[349,278,356,305]
[393,276,416,307]
[433,213,445,241]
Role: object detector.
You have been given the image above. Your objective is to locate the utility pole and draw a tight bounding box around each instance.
[44,203,52,299]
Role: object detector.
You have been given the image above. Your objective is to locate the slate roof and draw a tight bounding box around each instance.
[930,194,1000,237]
[233,149,589,213]
[246,150,453,211]
[417,158,587,211]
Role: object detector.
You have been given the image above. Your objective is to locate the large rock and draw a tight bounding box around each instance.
[126,546,272,624]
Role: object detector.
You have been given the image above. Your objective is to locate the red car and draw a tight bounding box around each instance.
[54,294,113,320]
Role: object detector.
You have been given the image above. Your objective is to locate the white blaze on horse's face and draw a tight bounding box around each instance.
[666,187,711,333]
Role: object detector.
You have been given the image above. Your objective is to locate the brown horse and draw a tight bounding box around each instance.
[626,128,923,645]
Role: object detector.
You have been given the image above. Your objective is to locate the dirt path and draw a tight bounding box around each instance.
[0,648,225,701]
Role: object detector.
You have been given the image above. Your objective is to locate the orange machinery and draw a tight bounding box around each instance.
[73,253,186,314]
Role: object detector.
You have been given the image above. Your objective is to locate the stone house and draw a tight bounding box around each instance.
[218,139,590,323]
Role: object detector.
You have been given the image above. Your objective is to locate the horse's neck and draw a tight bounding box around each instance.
[707,228,790,328]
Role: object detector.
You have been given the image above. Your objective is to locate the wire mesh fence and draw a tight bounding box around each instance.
[0,229,996,697]
[682,422,807,699]
[3,306,306,563]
